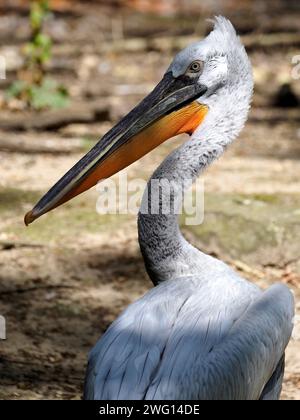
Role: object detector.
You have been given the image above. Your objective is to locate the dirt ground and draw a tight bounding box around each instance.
[0,2,300,400]
[0,122,299,400]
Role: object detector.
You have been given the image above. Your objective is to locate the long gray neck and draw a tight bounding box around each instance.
[138,136,226,285]
[138,84,252,285]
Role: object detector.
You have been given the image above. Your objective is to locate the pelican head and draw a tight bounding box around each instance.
[25,16,253,225]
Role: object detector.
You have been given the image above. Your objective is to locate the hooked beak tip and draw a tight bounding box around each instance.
[24,210,36,226]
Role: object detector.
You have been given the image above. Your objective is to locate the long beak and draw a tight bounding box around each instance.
[25,72,208,225]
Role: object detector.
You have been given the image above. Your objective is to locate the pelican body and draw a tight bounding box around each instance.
[25,17,294,400]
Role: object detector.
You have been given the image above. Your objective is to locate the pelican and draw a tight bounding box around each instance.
[25,17,294,400]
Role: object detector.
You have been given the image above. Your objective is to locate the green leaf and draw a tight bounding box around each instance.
[6,81,28,99]
[24,42,35,56]
[30,1,50,31]
[29,79,69,110]
[35,33,51,48]
[30,3,43,30]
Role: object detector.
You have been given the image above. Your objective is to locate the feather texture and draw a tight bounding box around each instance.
[84,272,294,400]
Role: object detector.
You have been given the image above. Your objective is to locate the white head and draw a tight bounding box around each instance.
[169,16,253,142]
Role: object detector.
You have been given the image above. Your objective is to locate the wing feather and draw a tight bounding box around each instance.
[84,279,294,400]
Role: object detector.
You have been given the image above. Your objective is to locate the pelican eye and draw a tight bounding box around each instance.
[187,61,203,74]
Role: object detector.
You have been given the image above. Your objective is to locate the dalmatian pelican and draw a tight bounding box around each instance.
[25,17,294,400]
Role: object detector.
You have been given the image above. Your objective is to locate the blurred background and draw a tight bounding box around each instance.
[0,0,299,400]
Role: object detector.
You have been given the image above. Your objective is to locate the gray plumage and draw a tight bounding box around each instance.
[84,17,294,400]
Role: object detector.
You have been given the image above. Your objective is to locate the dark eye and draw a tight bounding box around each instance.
[188,61,203,74]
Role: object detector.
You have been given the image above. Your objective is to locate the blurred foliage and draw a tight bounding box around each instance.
[6,78,69,110]
[6,0,69,110]
[26,0,52,72]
